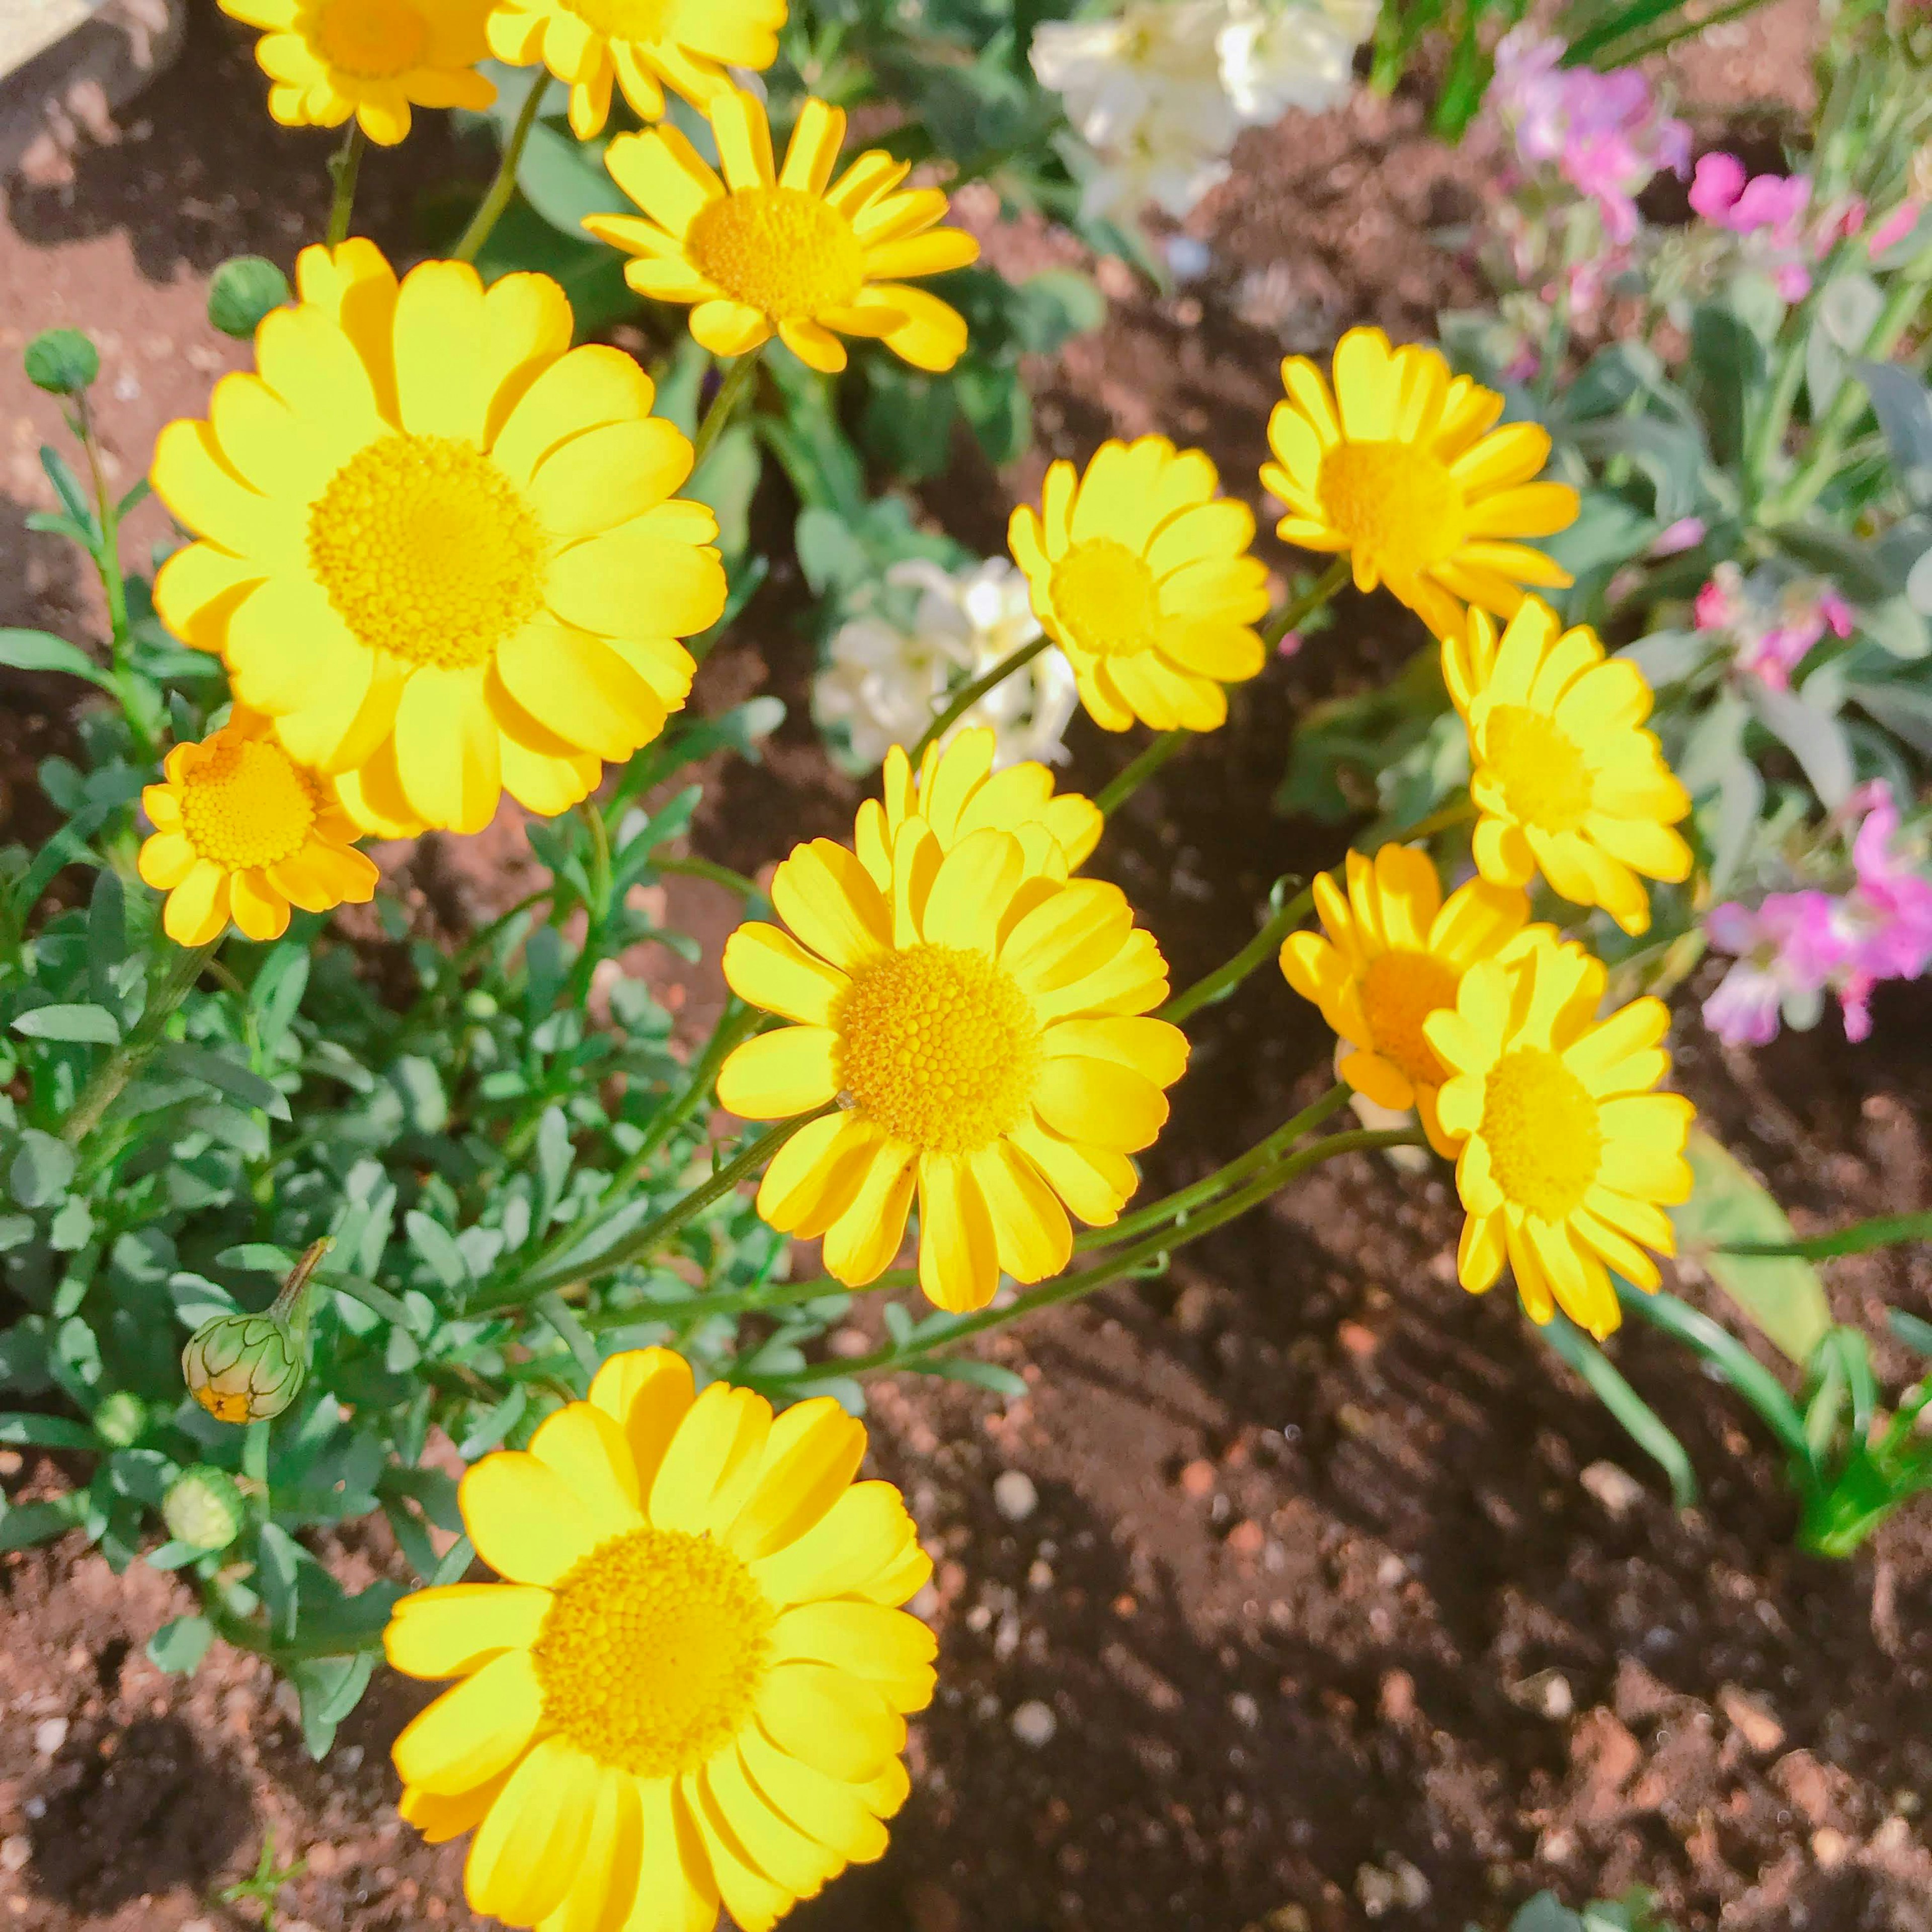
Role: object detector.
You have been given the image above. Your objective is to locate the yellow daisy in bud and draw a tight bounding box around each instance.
[151,239,726,837]
[1279,842,1531,1157]
[219,0,495,145]
[386,1348,933,1932]
[1423,931,1694,1338]
[866,727,1101,879]
[1007,437,1270,734]
[137,709,377,945]
[717,772,1188,1313]
[487,0,785,139]
[587,90,980,374]
[1261,326,1580,641]
[1445,597,1693,937]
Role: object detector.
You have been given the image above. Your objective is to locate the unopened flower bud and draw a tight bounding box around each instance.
[163,1464,244,1551]
[93,1390,149,1448]
[180,1236,329,1425]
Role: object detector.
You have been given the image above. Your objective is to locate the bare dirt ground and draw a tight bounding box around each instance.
[3,4,1929,1930]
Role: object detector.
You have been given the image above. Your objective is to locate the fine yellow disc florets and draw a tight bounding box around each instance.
[178,735,322,870]
[686,188,866,319]
[835,943,1043,1155]
[565,0,677,34]
[311,0,429,78]
[306,434,547,671]
[1318,443,1463,582]
[1359,949,1459,1089]
[1479,1046,1604,1221]
[533,1526,775,1780]
[1049,538,1160,658]
[1484,705,1596,835]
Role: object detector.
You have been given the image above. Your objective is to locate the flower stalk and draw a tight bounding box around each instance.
[910,635,1052,763]
[325,124,365,249]
[62,936,221,1146]
[690,348,763,472]
[452,80,547,265]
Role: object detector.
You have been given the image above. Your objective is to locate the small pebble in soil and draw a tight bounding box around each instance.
[1011,1700,1058,1747]
[1,1837,28,1874]
[1719,1684,1786,1754]
[993,1470,1038,1522]
[1580,1461,1647,1519]
[31,1717,66,1755]
[1230,1692,1260,1728]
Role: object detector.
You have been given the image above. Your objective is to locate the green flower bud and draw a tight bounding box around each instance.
[163,1464,244,1552]
[24,327,99,396]
[182,1311,305,1424]
[180,1237,329,1426]
[93,1390,149,1448]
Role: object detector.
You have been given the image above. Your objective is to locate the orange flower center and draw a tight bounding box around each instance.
[1317,442,1464,584]
[178,734,320,871]
[1048,538,1159,658]
[310,0,430,78]
[1359,948,1460,1090]
[687,188,866,320]
[1479,1046,1604,1221]
[306,434,547,671]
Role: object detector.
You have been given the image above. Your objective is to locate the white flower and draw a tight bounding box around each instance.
[814,558,1079,772]
[1217,0,1376,122]
[1031,0,1373,220]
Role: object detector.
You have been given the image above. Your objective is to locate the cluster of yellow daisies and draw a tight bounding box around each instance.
[125,20,1708,1930]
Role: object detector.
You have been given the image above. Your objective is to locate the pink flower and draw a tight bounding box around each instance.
[1703,891,1842,1044]
[1652,516,1707,558]
[1694,563,1744,631]
[1841,787,1932,983]
[1691,151,1815,297]
[1865,201,1922,260]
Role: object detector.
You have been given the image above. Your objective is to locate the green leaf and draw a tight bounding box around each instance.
[0,1412,99,1450]
[406,1211,473,1294]
[257,1520,303,1640]
[13,1003,121,1045]
[1671,1131,1832,1363]
[153,1042,292,1120]
[290,1651,377,1758]
[0,629,115,690]
[0,1490,89,1552]
[207,256,291,339]
[147,1614,215,1674]
[9,1130,75,1209]
[24,328,99,395]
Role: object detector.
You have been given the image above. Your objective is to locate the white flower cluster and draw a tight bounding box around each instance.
[813,558,1081,772]
[1031,0,1376,221]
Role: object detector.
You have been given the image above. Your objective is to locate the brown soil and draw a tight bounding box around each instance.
[3,6,1929,1932]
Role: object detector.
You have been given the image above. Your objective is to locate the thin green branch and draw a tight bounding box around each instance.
[1539,1310,1698,1508]
[691,350,763,472]
[452,81,546,265]
[1260,556,1349,647]
[62,937,221,1145]
[1095,730,1188,817]
[908,637,1051,764]
[1160,883,1314,1026]
[1721,1209,1932,1260]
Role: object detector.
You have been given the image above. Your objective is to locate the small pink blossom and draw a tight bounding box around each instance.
[1694,562,1744,630]
[1651,516,1706,558]
[1865,201,1922,260]
[1703,892,1840,1044]
[1276,630,1304,659]
[1691,151,1816,298]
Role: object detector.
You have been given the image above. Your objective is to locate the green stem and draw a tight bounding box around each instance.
[908,636,1051,764]
[579,798,614,928]
[1721,1208,1932,1260]
[782,1128,1422,1386]
[452,81,546,265]
[1261,556,1349,648]
[1387,794,1478,844]
[504,1102,839,1305]
[71,393,152,762]
[658,854,762,899]
[62,937,220,1145]
[325,124,366,250]
[1538,1311,1699,1508]
[1095,730,1188,817]
[1159,884,1314,1026]
[1766,243,1932,521]
[690,349,762,472]
[1575,0,1776,69]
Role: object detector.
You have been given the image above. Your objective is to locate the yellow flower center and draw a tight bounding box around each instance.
[686,188,866,321]
[1048,538,1160,658]
[1483,704,1595,835]
[533,1526,774,1780]
[310,0,429,78]
[1479,1046,1604,1222]
[835,943,1042,1155]
[1359,949,1460,1089]
[178,735,321,871]
[1317,442,1464,583]
[564,0,677,35]
[306,435,547,672]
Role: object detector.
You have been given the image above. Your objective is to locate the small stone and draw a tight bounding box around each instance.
[1354,1865,1399,1917]
[1178,1459,1217,1498]
[1026,1559,1054,1592]
[906,1880,964,1932]
[1011,1700,1058,1747]
[828,1327,872,1358]
[1580,1461,1646,1519]
[1263,1910,1311,1932]
[1390,1857,1431,1909]
[1229,1692,1259,1728]
[1504,1667,1573,1720]
[1378,1670,1416,1723]
[1811,1826,1849,1869]
[0,1449,21,1476]
[32,1718,66,1756]
[1226,1519,1265,1558]
[1336,1320,1379,1358]
[179,1920,218,1932]
[0,1840,27,1875]
[992,1471,1038,1522]
[1719,1685,1785,1754]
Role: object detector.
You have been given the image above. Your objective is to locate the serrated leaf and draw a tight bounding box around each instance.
[13,1002,121,1045]
[1672,1132,1832,1363]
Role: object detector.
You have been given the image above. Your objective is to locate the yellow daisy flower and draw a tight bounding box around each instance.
[586,90,981,374]
[865,727,1101,881]
[487,0,785,139]
[1279,842,1531,1157]
[386,1347,933,1932]
[1445,597,1693,937]
[1260,326,1580,642]
[219,0,495,145]
[150,239,726,837]
[137,708,378,945]
[717,791,1189,1313]
[1424,930,1694,1338]
[1007,436,1271,735]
